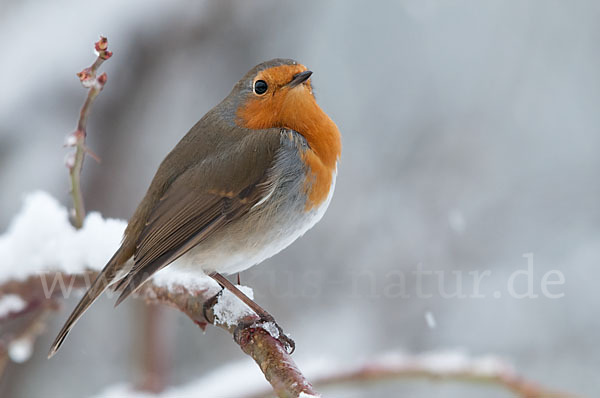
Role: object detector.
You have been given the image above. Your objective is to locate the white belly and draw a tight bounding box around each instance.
[165,172,336,276]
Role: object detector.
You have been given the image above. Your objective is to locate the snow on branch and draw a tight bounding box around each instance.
[0,191,125,284]
[0,191,212,292]
[0,295,27,319]
[0,191,319,397]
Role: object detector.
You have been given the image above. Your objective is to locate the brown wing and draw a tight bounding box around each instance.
[114,130,281,305]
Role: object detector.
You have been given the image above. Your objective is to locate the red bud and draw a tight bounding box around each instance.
[97,73,108,85]
[95,36,108,52]
[77,67,92,82]
[99,50,113,60]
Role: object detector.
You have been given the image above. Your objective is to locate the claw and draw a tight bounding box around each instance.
[202,288,223,323]
[278,331,295,354]
[256,316,295,354]
[232,316,295,355]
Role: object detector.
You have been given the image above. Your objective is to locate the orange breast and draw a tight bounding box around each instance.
[301,148,337,210]
[237,79,341,211]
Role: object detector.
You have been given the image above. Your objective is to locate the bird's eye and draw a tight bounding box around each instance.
[254,80,268,95]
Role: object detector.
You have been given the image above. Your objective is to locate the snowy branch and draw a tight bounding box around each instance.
[142,283,319,397]
[0,192,317,397]
[0,270,318,397]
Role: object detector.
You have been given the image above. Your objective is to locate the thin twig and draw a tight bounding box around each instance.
[65,36,112,229]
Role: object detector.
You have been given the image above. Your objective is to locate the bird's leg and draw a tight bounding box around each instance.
[209,272,295,353]
[210,272,272,320]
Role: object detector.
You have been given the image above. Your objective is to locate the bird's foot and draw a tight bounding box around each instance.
[202,288,223,323]
[256,315,295,354]
[234,315,295,355]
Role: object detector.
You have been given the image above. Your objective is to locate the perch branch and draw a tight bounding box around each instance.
[0,272,318,398]
[140,280,318,397]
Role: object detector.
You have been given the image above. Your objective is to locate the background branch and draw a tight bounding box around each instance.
[240,353,574,398]
[307,357,572,398]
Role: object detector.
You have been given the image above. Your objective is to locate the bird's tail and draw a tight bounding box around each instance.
[47,252,123,358]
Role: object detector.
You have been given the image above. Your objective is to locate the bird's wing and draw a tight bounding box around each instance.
[114,130,282,304]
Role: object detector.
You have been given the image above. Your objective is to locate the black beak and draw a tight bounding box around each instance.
[287,70,313,88]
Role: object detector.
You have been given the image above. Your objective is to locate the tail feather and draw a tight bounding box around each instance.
[47,254,122,358]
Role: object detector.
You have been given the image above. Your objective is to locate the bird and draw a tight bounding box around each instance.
[48,58,341,357]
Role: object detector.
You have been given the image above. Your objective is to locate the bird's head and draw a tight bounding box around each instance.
[230,59,322,133]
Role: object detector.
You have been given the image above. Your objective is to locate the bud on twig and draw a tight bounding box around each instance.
[97,72,108,87]
[100,50,113,60]
[95,36,108,51]
[76,68,93,84]
[94,36,113,60]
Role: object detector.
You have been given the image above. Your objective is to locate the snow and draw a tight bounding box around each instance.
[448,209,466,234]
[8,337,34,363]
[150,269,220,295]
[0,191,222,293]
[424,311,437,329]
[212,285,255,327]
[259,321,280,339]
[0,294,27,318]
[0,191,126,283]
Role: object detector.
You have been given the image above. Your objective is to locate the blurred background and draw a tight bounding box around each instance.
[1,0,599,397]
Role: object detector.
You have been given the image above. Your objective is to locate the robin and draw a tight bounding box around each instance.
[48,58,341,357]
